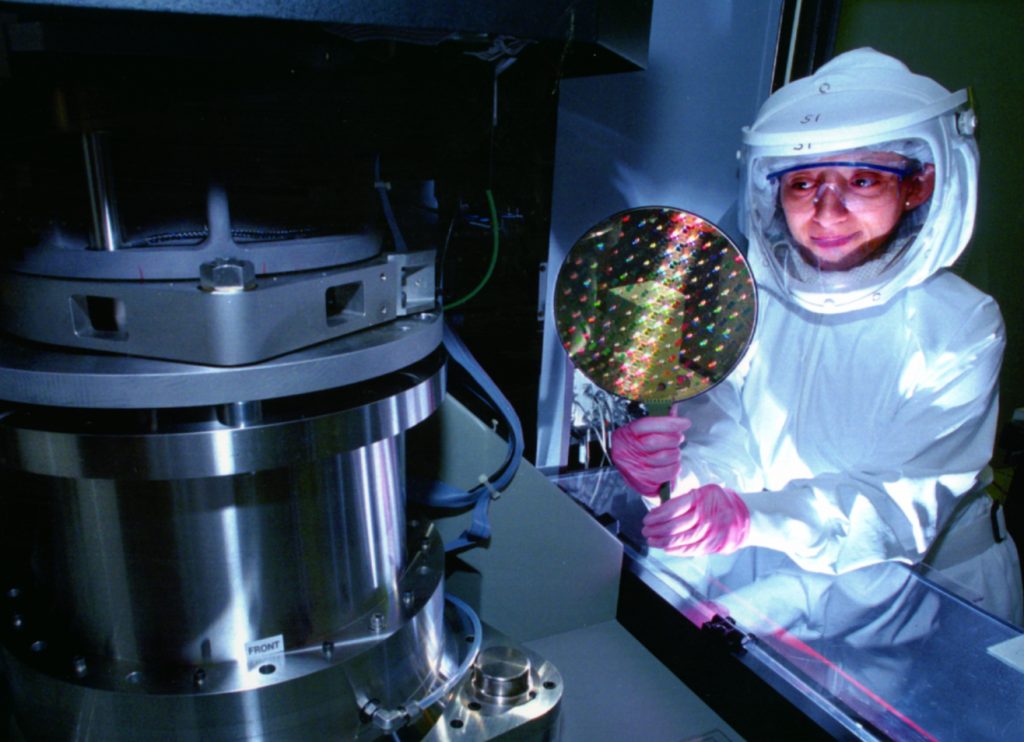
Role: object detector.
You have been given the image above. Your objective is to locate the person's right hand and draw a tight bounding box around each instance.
[642,483,750,555]
[610,414,692,498]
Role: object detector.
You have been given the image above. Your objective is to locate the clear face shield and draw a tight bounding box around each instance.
[746,140,937,301]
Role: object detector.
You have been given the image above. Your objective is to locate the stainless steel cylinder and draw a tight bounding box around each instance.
[472,646,533,704]
[17,437,408,667]
[0,351,456,739]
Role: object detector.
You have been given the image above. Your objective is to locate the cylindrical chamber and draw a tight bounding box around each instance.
[0,353,451,738]
[2,526,454,740]
[10,437,405,667]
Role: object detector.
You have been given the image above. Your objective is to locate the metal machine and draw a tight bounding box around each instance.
[0,132,560,742]
[0,4,580,738]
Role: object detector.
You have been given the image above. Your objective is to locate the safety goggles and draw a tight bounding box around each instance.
[768,160,917,211]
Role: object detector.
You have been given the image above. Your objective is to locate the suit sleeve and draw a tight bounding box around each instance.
[742,296,1004,574]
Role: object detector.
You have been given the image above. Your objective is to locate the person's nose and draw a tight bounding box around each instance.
[812,183,849,225]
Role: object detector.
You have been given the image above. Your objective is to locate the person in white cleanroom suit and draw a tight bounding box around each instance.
[611,48,1024,625]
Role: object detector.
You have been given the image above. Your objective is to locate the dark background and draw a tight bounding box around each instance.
[0,4,625,457]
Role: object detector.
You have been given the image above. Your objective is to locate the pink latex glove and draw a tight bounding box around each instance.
[642,483,750,555]
[610,415,692,498]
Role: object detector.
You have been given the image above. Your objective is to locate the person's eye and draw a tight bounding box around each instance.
[850,173,882,189]
[785,178,815,193]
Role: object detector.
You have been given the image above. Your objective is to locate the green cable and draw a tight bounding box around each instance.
[445,189,500,310]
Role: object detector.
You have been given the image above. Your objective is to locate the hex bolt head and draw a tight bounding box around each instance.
[72,656,88,677]
[359,699,380,724]
[401,591,415,608]
[193,668,207,688]
[199,258,256,293]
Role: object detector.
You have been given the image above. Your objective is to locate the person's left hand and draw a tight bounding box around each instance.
[642,483,750,555]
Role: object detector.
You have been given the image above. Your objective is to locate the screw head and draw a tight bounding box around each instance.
[369,612,386,632]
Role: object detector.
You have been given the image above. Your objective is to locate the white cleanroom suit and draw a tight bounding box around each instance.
[638,49,1022,625]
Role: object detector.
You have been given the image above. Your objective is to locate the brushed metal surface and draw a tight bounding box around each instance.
[7,437,408,667]
[2,568,454,740]
[0,348,456,737]
[0,251,436,366]
[0,357,444,480]
[0,310,442,408]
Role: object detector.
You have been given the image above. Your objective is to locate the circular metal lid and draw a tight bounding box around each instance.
[472,645,532,703]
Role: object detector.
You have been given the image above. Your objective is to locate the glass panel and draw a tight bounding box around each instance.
[551,467,1024,742]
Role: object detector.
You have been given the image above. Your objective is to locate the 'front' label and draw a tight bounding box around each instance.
[245,634,285,666]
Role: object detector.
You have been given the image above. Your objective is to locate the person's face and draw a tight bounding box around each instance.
[778,153,936,271]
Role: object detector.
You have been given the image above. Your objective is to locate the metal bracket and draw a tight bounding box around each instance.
[700,614,748,655]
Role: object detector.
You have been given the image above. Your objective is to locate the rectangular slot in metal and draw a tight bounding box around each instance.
[70,295,128,340]
[325,282,365,326]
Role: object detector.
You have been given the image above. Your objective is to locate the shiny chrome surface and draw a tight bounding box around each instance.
[0,339,460,739]
[4,583,563,741]
[9,437,406,667]
[472,646,533,704]
[2,533,454,740]
[0,356,444,480]
[420,629,563,741]
[0,272,564,740]
[0,360,446,672]
[82,132,122,252]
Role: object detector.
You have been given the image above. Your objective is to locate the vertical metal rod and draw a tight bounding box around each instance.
[783,0,804,85]
[206,183,232,242]
[81,131,122,251]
